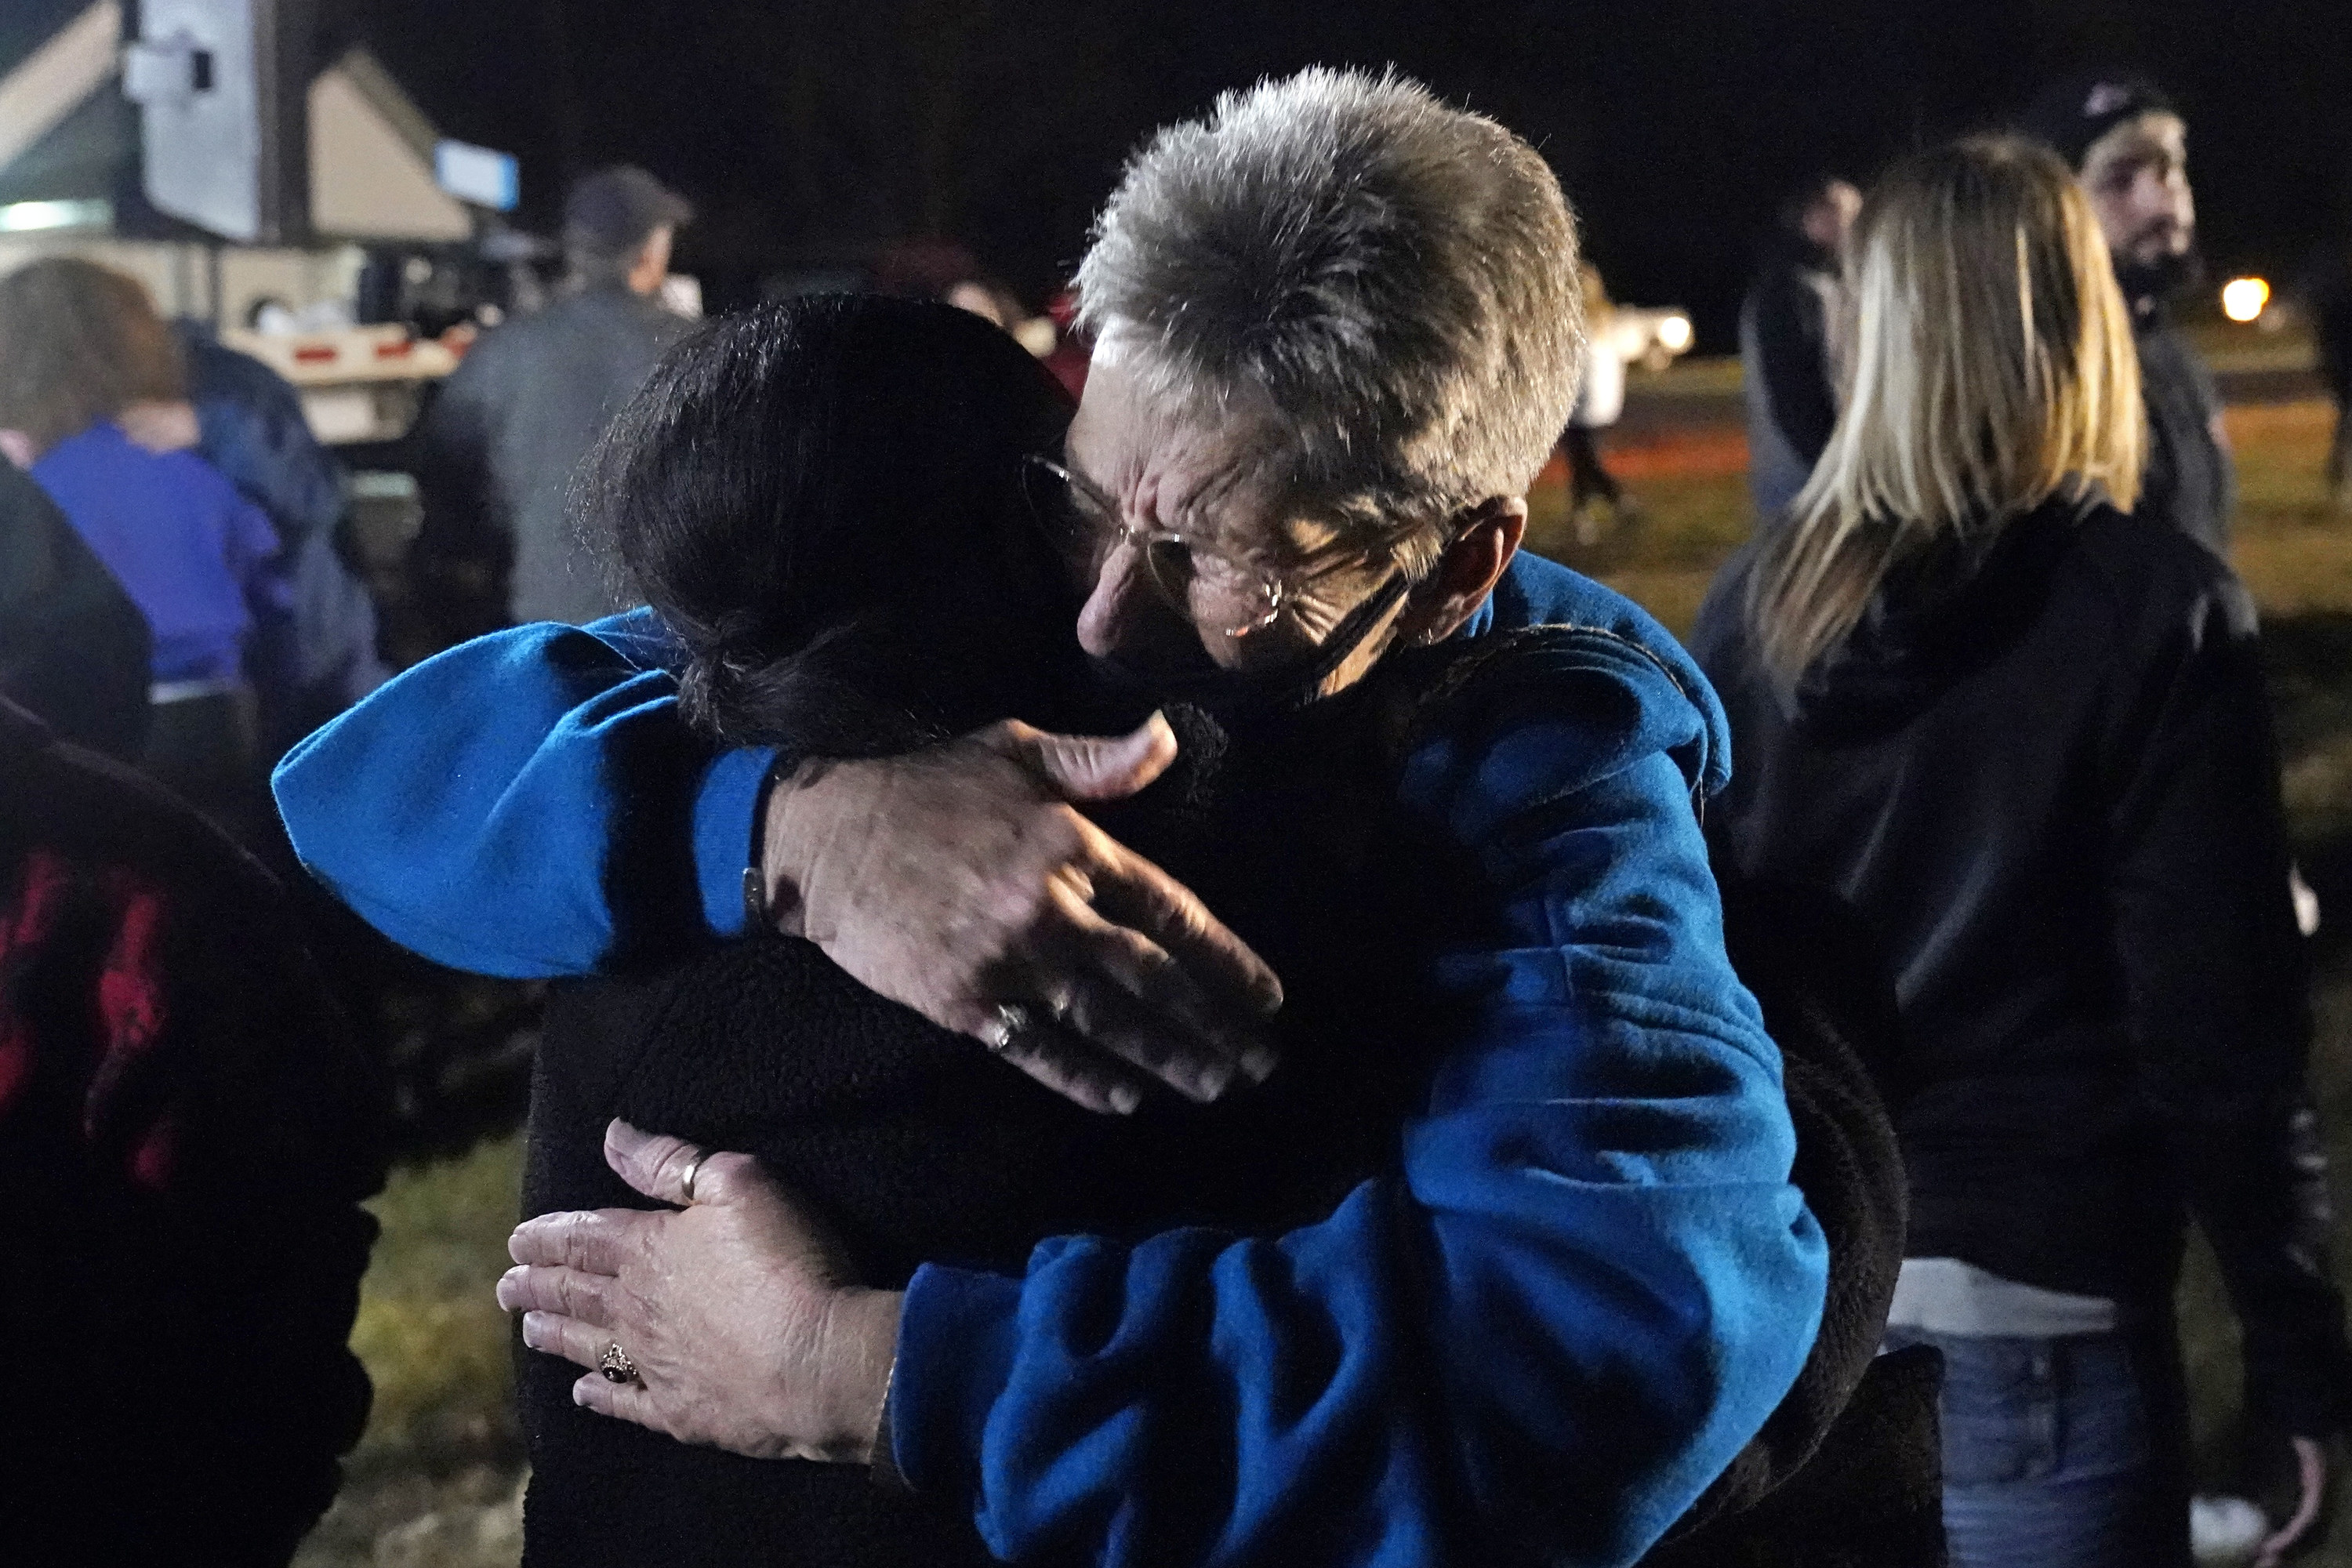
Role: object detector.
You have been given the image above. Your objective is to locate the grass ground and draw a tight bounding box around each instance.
[297,391,2352,1566]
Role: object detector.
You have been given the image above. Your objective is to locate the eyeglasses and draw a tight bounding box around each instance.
[1018,453,1374,640]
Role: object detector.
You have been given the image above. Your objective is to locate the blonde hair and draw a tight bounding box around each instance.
[0,257,186,456]
[1750,136,2143,682]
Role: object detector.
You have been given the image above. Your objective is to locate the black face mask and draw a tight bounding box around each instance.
[2114,246,2204,315]
[1089,569,1417,726]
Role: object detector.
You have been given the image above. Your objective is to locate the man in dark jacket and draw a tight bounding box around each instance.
[2024,75,2234,557]
[416,165,695,630]
[1740,176,1860,520]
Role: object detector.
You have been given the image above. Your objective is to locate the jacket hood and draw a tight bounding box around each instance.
[1468,550,1735,800]
[1780,499,2089,742]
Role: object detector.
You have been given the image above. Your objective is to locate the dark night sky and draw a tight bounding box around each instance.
[338,0,2352,350]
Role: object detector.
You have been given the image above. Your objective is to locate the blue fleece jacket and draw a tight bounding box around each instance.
[274,554,1826,1565]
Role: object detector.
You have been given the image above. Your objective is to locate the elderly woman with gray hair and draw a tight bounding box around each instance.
[278,70,1833,1565]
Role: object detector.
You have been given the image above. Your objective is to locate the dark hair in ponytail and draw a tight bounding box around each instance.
[580,295,1080,754]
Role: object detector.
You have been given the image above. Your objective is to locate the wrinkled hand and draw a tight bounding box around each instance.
[118,399,202,454]
[497,1120,899,1463]
[764,713,1283,1115]
[2255,1436,2327,1567]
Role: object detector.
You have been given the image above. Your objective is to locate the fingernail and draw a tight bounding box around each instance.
[1192,1063,1232,1101]
[1240,1044,1279,1083]
[1109,1084,1142,1115]
[521,1312,545,1348]
[572,1382,590,1406]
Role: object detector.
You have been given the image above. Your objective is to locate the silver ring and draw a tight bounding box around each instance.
[983,1002,1034,1054]
[679,1147,708,1204]
[600,1341,640,1385]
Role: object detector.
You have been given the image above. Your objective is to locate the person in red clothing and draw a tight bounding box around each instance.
[0,695,384,1563]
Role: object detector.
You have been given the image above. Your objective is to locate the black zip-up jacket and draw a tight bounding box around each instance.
[1692,498,2351,1435]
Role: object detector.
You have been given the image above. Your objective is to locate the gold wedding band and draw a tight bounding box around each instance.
[679,1148,708,1204]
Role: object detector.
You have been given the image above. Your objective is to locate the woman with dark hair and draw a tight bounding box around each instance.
[522,295,1145,1565]
[1693,136,2352,1566]
[0,258,286,833]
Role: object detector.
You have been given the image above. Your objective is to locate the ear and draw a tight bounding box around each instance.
[1396,496,1526,647]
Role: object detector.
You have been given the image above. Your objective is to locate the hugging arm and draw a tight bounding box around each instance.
[271,612,1277,1103]
[884,645,1828,1566]
[274,612,743,975]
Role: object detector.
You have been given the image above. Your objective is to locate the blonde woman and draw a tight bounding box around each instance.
[1691,137,2350,1567]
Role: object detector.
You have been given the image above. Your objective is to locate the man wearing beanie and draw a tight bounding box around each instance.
[418,165,695,628]
[2023,74,2234,558]
[2024,78,2340,1566]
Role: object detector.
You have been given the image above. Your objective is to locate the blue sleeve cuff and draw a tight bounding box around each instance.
[693,745,779,939]
[891,1262,1024,1501]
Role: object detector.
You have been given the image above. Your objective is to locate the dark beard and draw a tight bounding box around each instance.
[2114,247,2205,314]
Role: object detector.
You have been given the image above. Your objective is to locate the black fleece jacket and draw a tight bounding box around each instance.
[1693,498,2352,1436]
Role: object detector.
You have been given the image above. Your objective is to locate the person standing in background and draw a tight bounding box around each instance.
[2314,228,2352,515]
[0,692,383,1565]
[1740,174,1860,522]
[117,321,388,758]
[2023,74,2234,557]
[416,165,695,633]
[0,258,287,836]
[1563,261,1636,540]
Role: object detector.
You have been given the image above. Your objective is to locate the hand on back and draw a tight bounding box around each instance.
[762,713,1283,1114]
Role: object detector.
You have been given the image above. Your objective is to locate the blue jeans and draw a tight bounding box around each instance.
[1885,1324,2190,1568]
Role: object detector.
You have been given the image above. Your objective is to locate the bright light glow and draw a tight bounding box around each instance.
[2221,276,2270,323]
[1657,314,1693,352]
[0,198,110,233]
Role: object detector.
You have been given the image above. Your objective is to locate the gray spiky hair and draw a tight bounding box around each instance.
[1076,67,1584,568]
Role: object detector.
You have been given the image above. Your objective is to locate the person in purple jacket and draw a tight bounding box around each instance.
[0,258,287,833]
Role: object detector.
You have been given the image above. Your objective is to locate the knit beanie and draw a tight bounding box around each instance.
[2019,74,2178,170]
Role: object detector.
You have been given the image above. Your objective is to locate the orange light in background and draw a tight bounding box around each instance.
[2221,277,2270,323]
